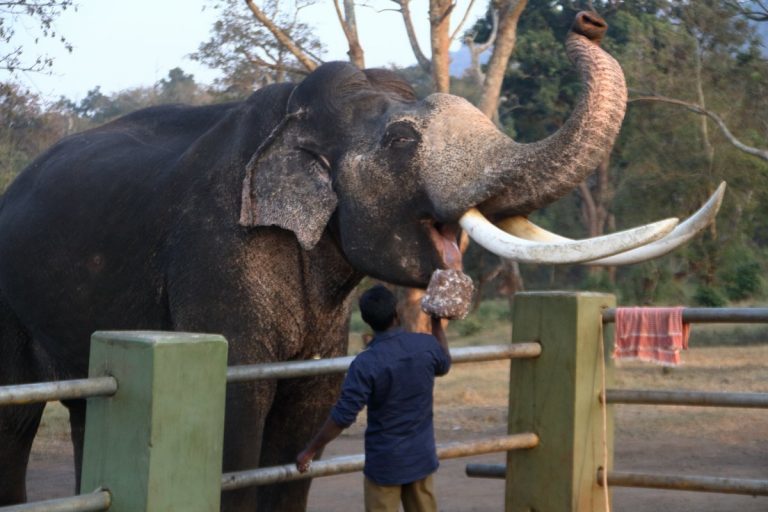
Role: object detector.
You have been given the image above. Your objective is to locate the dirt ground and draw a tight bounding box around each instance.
[25,346,768,511]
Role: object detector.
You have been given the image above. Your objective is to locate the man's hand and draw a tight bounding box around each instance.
[296,448,315,473]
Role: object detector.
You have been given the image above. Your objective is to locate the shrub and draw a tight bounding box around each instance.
[693,285,727,307]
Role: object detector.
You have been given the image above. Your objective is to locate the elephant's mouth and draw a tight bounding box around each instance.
[427,221,463,271]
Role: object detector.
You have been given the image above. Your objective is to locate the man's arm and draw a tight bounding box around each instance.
[296,416,344,472]
[431,316,452,366]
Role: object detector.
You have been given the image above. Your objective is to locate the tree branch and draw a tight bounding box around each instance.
[465,8,498,86]
[429,0,453,92]
[450,0,478,41]
[629,94,768,163]
[245,0,318,72]
[478,0,528,119]
[391,0,432,73]
[245,53,309,76]
[333,0,365,68]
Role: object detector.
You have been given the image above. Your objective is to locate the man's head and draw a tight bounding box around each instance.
[359,285,398,332]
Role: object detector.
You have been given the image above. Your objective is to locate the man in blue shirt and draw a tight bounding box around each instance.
[296,284,451,511]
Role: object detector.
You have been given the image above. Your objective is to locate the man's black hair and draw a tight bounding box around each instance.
[358,285,398,332]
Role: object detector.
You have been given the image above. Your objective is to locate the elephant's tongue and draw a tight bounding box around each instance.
[434,223,463,271]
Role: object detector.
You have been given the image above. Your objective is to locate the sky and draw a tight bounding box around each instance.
[9,0,486,103]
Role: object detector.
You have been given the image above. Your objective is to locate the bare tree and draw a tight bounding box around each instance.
[0,0,74,73]
[728,0,768,21]
[333,0,365,68]
[193,0,323,94]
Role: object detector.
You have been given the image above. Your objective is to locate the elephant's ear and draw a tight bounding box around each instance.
[239,122,337,251]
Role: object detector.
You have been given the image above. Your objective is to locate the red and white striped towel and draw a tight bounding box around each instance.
[613,307,691,366]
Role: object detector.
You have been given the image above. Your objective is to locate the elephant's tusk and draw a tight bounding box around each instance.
[494,181,726,266]
[459,209,678,264]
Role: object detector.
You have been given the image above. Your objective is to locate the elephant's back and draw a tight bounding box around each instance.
[0,102,240,367]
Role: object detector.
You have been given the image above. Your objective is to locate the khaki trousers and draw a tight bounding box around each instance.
[363,474,437,512]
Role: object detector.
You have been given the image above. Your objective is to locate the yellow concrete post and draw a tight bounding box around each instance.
[80,331,228,512]
[506,292,615,512]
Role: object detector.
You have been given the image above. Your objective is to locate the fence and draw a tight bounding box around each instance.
[1,293,767,511]
[467,293,768,511]
[0,332,541,511]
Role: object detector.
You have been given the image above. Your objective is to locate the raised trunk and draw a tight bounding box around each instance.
[475,13,627,218]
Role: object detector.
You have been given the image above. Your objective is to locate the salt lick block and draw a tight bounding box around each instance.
[421,269,475,320]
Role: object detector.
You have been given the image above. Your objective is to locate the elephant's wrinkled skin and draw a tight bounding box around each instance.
[0,12,625,510]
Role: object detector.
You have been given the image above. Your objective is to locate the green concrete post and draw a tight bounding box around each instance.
[80,331,228,512]
[506,292,615,512]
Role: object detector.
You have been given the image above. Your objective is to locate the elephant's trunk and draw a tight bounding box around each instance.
[424,12,627,221]
[480,12,627,217]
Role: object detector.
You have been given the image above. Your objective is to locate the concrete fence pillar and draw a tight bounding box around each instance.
[506,292,615,512]
[80,331,228,511]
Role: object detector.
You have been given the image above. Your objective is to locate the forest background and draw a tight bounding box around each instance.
[3,0,768,323]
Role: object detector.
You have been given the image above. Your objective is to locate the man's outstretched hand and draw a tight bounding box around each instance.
[296,448,315,473]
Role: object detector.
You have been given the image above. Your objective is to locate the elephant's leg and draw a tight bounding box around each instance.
[61,399,86,494]
[256,373,345,511]
[0,403,45,504]
[219,379,277,512]
[0,299,45,505]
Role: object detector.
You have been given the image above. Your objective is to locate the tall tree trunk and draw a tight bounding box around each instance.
[578,156,614,280]
[478,0,528,118]
[334,0,365,69]
[429,0,453,93]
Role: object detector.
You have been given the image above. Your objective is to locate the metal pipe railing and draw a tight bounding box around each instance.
[468,464,768,497]
[0,344,541,404]
[603,389,768,408]
[0,491,111,512]
[221,433,539,491]
[598,469,768,496]
[0,377,117,407]
[466,463,506,479]
[602,307,768,324]
[227,343,541,383]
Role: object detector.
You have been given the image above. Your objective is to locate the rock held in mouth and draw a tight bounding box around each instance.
[421,269,474,320]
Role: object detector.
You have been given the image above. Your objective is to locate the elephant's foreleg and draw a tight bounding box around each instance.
[0,403,45,504]
[61,399,86,494]
[220,379,277,512]
[0,298,45,505]
[255,373,345,511]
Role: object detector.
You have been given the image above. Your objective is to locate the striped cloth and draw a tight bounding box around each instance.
[613,307,691,366]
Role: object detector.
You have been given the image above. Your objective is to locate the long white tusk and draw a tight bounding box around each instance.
[495,181,726,266]
[459,209,678,264]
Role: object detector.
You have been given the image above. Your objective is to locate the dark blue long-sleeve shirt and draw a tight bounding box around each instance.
[330,327,451,485]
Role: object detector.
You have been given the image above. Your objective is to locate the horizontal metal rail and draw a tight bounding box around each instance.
[602,307,768,324]
[221,432,539,491]
[598,469,768,496]
[468,464,768,496]
[604,389,768,408]
[227,343,541,383]
[466,463,506,479]
[0,377,117,407]
[0,491,111,512]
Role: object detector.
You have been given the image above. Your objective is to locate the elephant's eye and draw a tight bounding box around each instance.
[383,122,419,150]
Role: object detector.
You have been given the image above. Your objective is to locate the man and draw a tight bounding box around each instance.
[296,284,451,512]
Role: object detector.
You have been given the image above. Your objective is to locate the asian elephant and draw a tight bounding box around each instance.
[0,12,721,510]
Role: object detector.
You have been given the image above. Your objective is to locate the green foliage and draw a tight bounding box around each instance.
[693,284,728,307]
[451,300,511,337]
[717,245,764,301]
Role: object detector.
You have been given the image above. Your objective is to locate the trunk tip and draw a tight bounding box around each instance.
[571,11,607,45]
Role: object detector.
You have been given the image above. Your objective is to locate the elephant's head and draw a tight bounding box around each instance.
[240,12,723,287]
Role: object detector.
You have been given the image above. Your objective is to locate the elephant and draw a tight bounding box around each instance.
[0,11,721,510]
